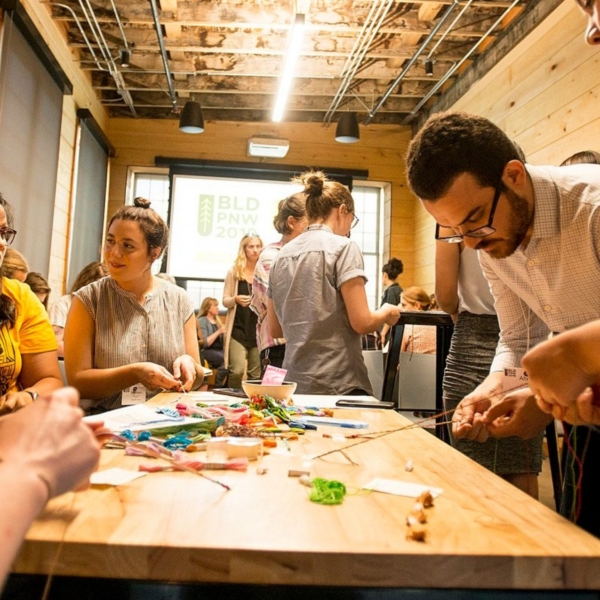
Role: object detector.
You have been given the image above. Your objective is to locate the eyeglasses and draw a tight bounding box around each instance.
[351,213,360,229]
[0,228,17,245]
[435,183,502,244]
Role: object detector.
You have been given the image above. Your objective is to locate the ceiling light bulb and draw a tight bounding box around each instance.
[425,59,434,77]
[179,101,205,134]
[120,49,131,68]
[335,112,360,144]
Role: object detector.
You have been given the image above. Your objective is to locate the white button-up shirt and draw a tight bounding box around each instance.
[479,163,600,372]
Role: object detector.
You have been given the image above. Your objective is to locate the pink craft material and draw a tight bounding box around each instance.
[138,458,248,473]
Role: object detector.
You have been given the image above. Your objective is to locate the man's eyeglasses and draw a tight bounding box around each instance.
[0,228,17,245]
[435,183,502,243]
[351,213,360,229]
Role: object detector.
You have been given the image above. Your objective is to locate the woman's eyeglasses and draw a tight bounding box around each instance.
[0,228,17,245]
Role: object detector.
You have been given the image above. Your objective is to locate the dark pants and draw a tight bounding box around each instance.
[260,344,286,377]
[560,424,600,537]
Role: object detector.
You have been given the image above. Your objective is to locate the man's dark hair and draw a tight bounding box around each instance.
[405,112,521,200]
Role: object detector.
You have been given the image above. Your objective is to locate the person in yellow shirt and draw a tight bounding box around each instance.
[0,194,62,413]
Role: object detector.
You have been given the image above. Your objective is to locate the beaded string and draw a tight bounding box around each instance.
[312,386,531,463]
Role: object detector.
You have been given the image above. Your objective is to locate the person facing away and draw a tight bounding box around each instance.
[1,247,29,282]
[24,272,50,310]
[380,257,403,346]
[49,261,108,358]
[222,234,263,388]
[399,286,437,355]
[250,192,307,375]
[64,197,203,413]
[560,150,600,166]
[267,170,401,395]
[406,110,600,526]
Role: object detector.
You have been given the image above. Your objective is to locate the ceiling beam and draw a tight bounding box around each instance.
[416,0,564,128]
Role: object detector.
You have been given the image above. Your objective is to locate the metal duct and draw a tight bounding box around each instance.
[148,0,178,112]
[402,0,522,124]
[363,0,459,126]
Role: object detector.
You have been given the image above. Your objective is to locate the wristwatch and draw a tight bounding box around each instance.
[25,390,38,401]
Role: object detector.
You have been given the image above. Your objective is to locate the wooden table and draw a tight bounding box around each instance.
[11,392,600,594]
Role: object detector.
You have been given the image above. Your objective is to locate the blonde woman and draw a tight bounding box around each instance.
[223,234,263,388]
[400,286,437,355]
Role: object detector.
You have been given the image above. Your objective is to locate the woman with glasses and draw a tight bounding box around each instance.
[250,192,307,375]
[0,194,63,414]
[267,171,401,395]
[64,197,203,413]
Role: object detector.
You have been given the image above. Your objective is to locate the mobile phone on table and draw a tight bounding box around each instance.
[335,399,395,409]
[212,388,248,399]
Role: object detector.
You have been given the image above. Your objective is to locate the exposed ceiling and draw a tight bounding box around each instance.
[46,0,541,126]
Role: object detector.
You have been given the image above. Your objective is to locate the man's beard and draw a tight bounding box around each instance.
[477,188,531,259]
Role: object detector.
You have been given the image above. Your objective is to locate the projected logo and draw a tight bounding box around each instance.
[197,194,259,238]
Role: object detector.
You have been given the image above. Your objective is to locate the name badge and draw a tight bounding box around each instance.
[502,367,528,393]
[121,384,147,405]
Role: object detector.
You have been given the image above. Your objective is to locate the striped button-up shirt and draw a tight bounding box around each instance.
[75,277,193,410]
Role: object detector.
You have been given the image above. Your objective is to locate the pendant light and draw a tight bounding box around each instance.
[335,112,360,143]
[179,101,204,134]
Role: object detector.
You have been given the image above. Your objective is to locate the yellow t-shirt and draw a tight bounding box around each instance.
[0,277,57,395]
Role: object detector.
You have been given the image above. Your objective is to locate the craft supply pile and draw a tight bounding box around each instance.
[89,392,442,539]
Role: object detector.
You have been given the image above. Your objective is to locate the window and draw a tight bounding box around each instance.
[131,171,384,310]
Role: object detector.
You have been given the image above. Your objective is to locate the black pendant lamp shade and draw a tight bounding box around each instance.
[335,112,359,143]
[179,101,205,134]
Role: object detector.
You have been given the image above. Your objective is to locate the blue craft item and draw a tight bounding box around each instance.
[156,407,184,420]
[137,430,151,441]
[163,434,194,450]
[120,429,135,441]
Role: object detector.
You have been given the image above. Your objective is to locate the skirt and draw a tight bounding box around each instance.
[443,311,543,475]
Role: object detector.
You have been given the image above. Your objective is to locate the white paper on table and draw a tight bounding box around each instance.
[363,478,443,498]
[83,403,200,432]
[90,468,147,486]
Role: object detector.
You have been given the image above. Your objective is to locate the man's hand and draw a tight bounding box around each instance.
[452,373,504,442]
[483,388,552,438]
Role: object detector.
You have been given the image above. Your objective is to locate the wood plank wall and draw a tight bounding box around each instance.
[106,119,417,287]
[415,1,600,290]
[17,0,107,303]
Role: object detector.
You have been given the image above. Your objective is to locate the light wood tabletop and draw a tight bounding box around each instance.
[13,392,600,590]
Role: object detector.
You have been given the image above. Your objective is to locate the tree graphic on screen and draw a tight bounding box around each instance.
[197,195,214,236]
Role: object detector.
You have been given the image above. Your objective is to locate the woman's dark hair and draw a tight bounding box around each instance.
[406,112,521,200]
[0,193,16,327]
[560,150,600,166]
[108,197,169,255]
[69,261,108,294]
[293,170,353,221]
[273,192,307,235]
[382,257,403,280]
[24,272,51,309]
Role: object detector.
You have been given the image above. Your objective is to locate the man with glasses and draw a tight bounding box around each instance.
[406,111,600,534]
